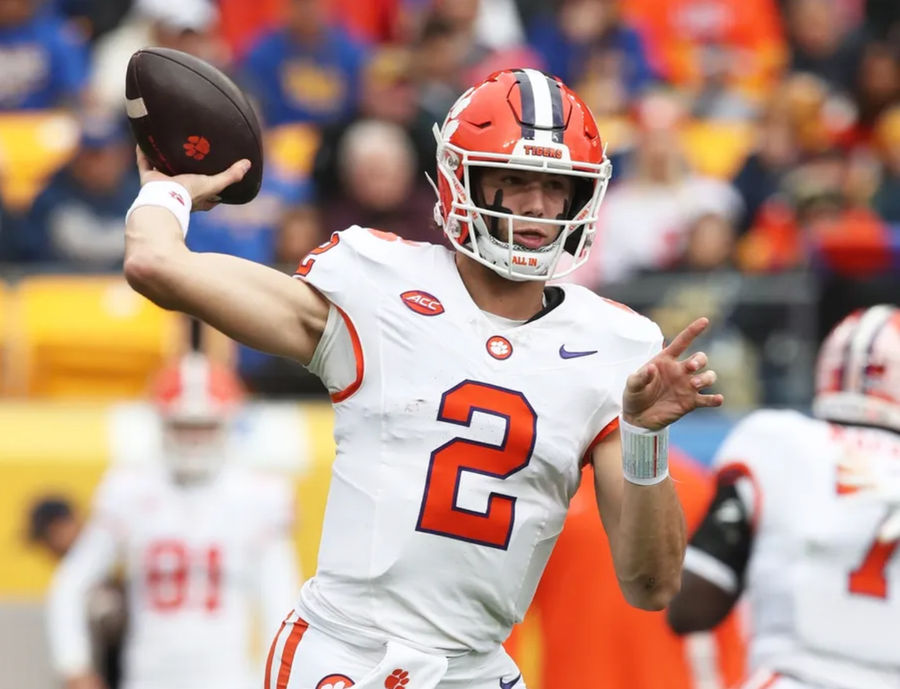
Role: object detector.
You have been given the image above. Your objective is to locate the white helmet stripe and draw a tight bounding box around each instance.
[522,68,554,144]
[845,305,894,393]
[179,352,211,413]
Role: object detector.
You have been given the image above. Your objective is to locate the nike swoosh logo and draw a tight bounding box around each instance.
[559,345,598,359]
[499,674,522,689]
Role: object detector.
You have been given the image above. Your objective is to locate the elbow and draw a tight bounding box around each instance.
[123,245,177,307]
[619,571,682,611]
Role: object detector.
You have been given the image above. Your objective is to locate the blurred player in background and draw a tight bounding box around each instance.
[668,304,900,688]
[123,68,722,688]
[47,353,300,689]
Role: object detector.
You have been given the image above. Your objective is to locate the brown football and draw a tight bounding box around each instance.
[125,47,263,204]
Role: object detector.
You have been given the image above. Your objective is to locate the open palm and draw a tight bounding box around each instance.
[622,317,723,431]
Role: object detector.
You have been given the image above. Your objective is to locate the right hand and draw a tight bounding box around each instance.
[135,146,251,211]
[64,672,107,689]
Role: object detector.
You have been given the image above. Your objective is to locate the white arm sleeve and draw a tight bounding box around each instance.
[46,521,120,677]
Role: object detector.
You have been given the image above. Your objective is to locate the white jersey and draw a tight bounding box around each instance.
[293,226,662,653]
[48,463,299,689]
[684,410,900,689]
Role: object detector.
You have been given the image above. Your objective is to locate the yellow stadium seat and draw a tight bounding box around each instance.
[0,111,80,212]
[680,120,754,180]
[7,276,183,398]
[0,280,8,395]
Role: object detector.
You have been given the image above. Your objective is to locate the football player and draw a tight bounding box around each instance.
[667,305,900,689]
[47,353,300,689]
[123,69,722,688]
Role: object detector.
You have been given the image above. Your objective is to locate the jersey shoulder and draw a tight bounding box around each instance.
[559,285,663,354]
[295,225,450,303]
[713,409,825,474]
[91,464,161,522]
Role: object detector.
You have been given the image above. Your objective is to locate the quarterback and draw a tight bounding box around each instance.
[123,69,722,688]
[668,305,900,689]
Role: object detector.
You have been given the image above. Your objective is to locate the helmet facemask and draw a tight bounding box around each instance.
[433,124,612,282]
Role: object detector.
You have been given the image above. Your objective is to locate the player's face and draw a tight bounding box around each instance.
[478,168,574,249]
[162,420,227,484]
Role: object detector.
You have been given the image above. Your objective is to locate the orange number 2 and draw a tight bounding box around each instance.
[416,381,536,550]
[295,233,340,277]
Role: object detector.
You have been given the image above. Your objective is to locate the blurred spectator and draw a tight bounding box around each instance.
[327,0,403,44]
[624,0,784,112]
[52,0,133,42]
[30,495,126,689]
[29,496,79,558]
[871,104,900,223]
[12,113,139,267]
[786,0,865,95]
[731,74,837,232]
[0,0,89,110]
[239,0,368,127]
[865,0,900,41]
[412,15,470,125]
[737,148,893,275]
[526,0,655,110]
[852,40,900,137]
[572,90,742,287]
[216,0,285,60]
[318,118,438,243]
[506,456,746,689]
[313,45,436,196]
[88,0,223,113]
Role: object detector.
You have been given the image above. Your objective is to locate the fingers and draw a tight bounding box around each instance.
[696,392,724,408]
[209,159,250,192]
[135,145,151,174]
[691,368,717,389]
[685,351,708,372]
[663,317,710,358]
[626,362,657,393]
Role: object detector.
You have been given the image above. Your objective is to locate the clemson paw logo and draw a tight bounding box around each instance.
[316,674,354,689]
[486,335,513,360]
[384,669,409,689]
[183,135,210,160]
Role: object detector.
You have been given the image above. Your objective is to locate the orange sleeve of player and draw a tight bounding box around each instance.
[507,450,746,689]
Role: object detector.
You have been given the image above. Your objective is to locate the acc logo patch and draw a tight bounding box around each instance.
[486,335,513,360]
[401,290,444,316]
[316,674,354,689]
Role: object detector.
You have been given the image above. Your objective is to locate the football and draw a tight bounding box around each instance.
[125,47,263,204]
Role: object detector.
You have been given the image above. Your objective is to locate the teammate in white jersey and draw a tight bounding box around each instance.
[122,69,723,688]
[667,305,900,689]
[47,354,300,689]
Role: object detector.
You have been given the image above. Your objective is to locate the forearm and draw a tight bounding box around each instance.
[124,205,326,363]
[610,477,686,610]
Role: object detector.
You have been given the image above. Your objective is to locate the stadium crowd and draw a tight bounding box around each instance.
[0,0,897,401]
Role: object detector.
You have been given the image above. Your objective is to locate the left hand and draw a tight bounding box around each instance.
[622,317,723,430]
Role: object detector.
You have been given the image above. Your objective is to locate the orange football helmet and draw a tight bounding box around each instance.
[432,68,612,281]
[151,353,244,482]
[813,305,900,433]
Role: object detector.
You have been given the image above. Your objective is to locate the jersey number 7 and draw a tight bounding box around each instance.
[416,381,536,550]
[849,509,900,598]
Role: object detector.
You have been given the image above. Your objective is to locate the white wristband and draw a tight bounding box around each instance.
[126,181,192,238]
[620,416,669,485]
